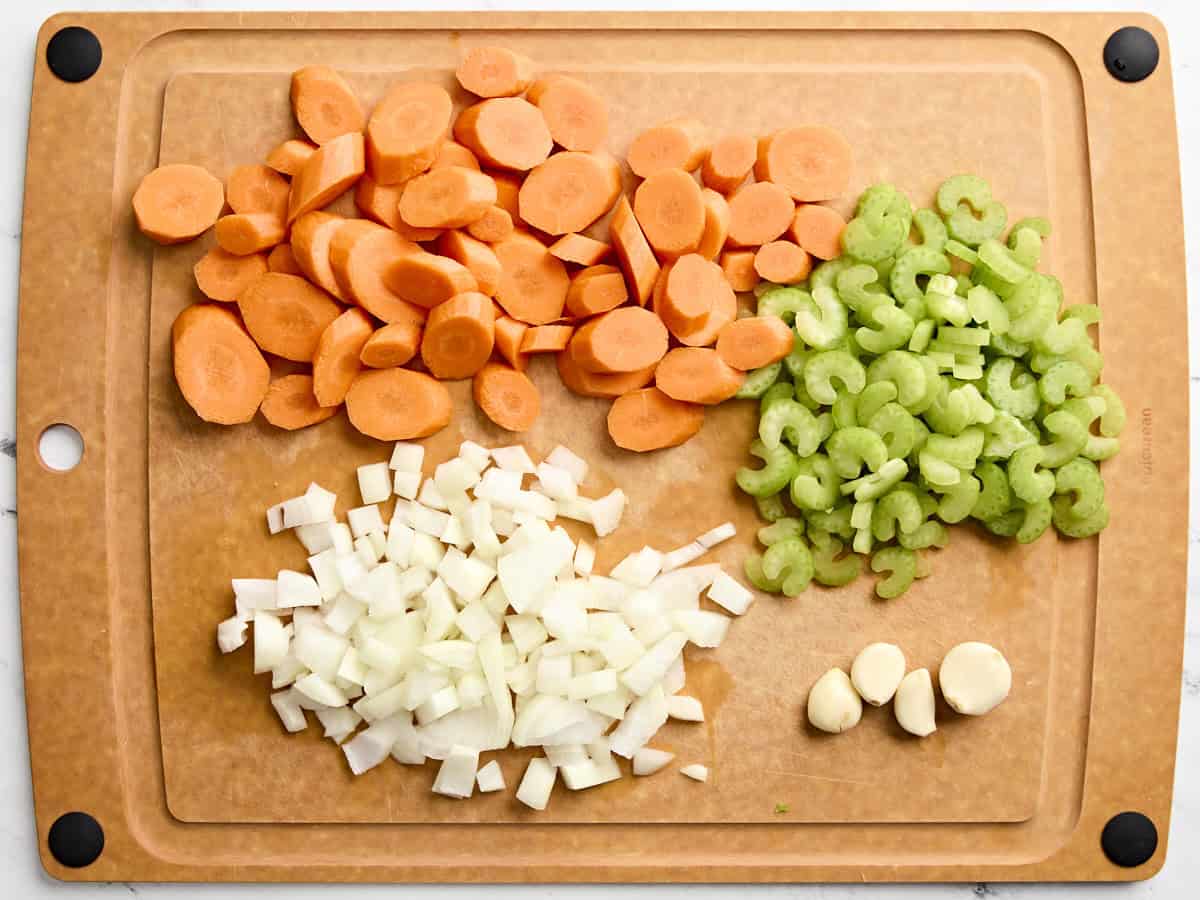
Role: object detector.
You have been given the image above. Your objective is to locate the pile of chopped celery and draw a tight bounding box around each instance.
[736,175,1125,600]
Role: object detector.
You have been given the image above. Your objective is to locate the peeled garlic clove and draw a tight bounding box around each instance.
[807,668,862,734]
[894,668,937,737]
[849,642,906,706]
[938,641,1011,715]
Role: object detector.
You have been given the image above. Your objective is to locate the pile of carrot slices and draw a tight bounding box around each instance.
[138,47,852,450]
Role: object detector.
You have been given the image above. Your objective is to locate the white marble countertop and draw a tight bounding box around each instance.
[1,0,1195,895]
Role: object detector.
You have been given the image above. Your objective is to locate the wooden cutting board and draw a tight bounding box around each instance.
[16,10,1187,883]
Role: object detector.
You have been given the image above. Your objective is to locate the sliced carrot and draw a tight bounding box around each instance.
[754,239,812,285]
[260,374,339,430]
[627,118,708,179]
[132,164,224,244]
[525,75,609,153]
[287,131,365,224]
[465,206,514,243]
[227,164,291,220]
[431,141,481,171]
[328,222,426,326]
[556,350,657,399]
[193,247,268,302]
[675,273,738,348]
[701,133,756,194]
[520,324,574,354]
[267,243,304,275]
[490,171,525,228]
[609,196,660,307]
[549,233,611,266]
[383,252,478,310]
[421,291,496,379]
[654,347,746,405]
[291,211,350,301]
[491,231,570,324]
[755,126,853,202]
[356,176,443,243]
[312,307,374,407]
[650,258,673,315]
[633,168,705,259]
[399,166,497,229]
[266,139,316,177]
[473,362,540,432]
[172,304,269,424]
[720,249,760,292]
[360,321,422,368]
[518,151,621,236]
[715,316,795,371]
[607,387,704,452]
[494,316,530,371]
[454,98,552,172]
[456,47,536,98]
[290,65,365,146]
[437,230,502,297]
[660,254,729,338]
[345,368,452,440]
[696,188,730,261]
[565,267,627,318]
[238,272,343,362]
[214,213,286,256]
[366,81,453,185]
[726,181,794,248]
[788,204,846,260]
[569,306,668,374]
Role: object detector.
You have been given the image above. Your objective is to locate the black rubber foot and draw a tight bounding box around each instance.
[1103,26,1159,83]
[47,811,104,868]
[46,26,102,83]
[1101,811,1158,868]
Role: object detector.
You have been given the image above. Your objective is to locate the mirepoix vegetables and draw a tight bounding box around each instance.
[737,175,1125,599]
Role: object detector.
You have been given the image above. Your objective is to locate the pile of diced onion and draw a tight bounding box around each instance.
[216,439,752,808]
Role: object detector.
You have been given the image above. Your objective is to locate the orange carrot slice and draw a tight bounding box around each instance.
[549,233,611,267]
[726,181,794,247]
[696,188,730,261]
[788,204,846,260]
[607,387,704,452]
[456,47,536,98]
[328,223,425,325]
[383,252,478,310]
[366,81,453,185]
[360,321,423,368]
[490,171,525,228]
[494,316,529,371]
[421,291,496,379]
[701,133,756,194]
[556,351,657,399]
[238,272,343,362]
[465,206,514,243]
[290,65,365,145]
[654,347,746,405]
[633,168,705,259]
[715,316,795,371]
[313,307,375,407]
[346,368,452,440]
[526,75,609,153]
[353,174,404,230]
[260,374,339,430]
[133,164,224,244]
[520,324,574,354]
[627,119,708,178]
[291,211,350,301]
[266,139,316,177]
[431,141,482,171]
[660,253,729,337]
[287,131,365,224]
[754,240,812,285]
[227,164,291,220]
[755,126,853,202]
[565,266,627,318]
[172,304,269,424]
[675,273,737,348]
[519,151,621,235]
[569,306,668,374]
[267,243,303,275]
[194,247,268,302]
[214,213,286,256]
[491,231,570,324]
[399,166,497,229]
[454,98,552,172]
[720,250,759,292]
[437,230,502,297]
[609,196,660,307]
[473,362,540,432]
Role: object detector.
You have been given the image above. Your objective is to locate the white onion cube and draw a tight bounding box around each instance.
[307,549,343,600]
[546,445,588,484]
[621,632,688,696]
[672,610,731,648]
[357,462,392,505]
[457,440,491,472]
[661,541,705,573]
[233,578,277,620]
[567,668,618,700]
[217,616,247,653]
[573,540,595,577]
[456,602,499,642]
[491,446,535,474]
[589,489,626,537]
[545,743,589,767]
[608,685,668,758]
[347,505,385,539]
[385,521,415,567]
[433,744,480,799]
[707,571,754,616]
[476,759,505,792]
[680,764,709,782]
[276,569,322,608]
[535,462,578,501]
[389,441,424,473]
[393,470,422,500]
[253,611,290,672]
[294,673,348,708]
[416,684,461,724]
[408,502,451,537]
[667,695,704,722]
[536,656,573,696]
[343,712,411,774]
[697,521,736,549]
[270,690,307,732]
[516,757,556,810]
[294,521,336,554]
[632,747,674,776]
[410,532,446,570]
[610,547,664,588]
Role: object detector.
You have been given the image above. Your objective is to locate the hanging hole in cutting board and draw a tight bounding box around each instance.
[38,424,83,472]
